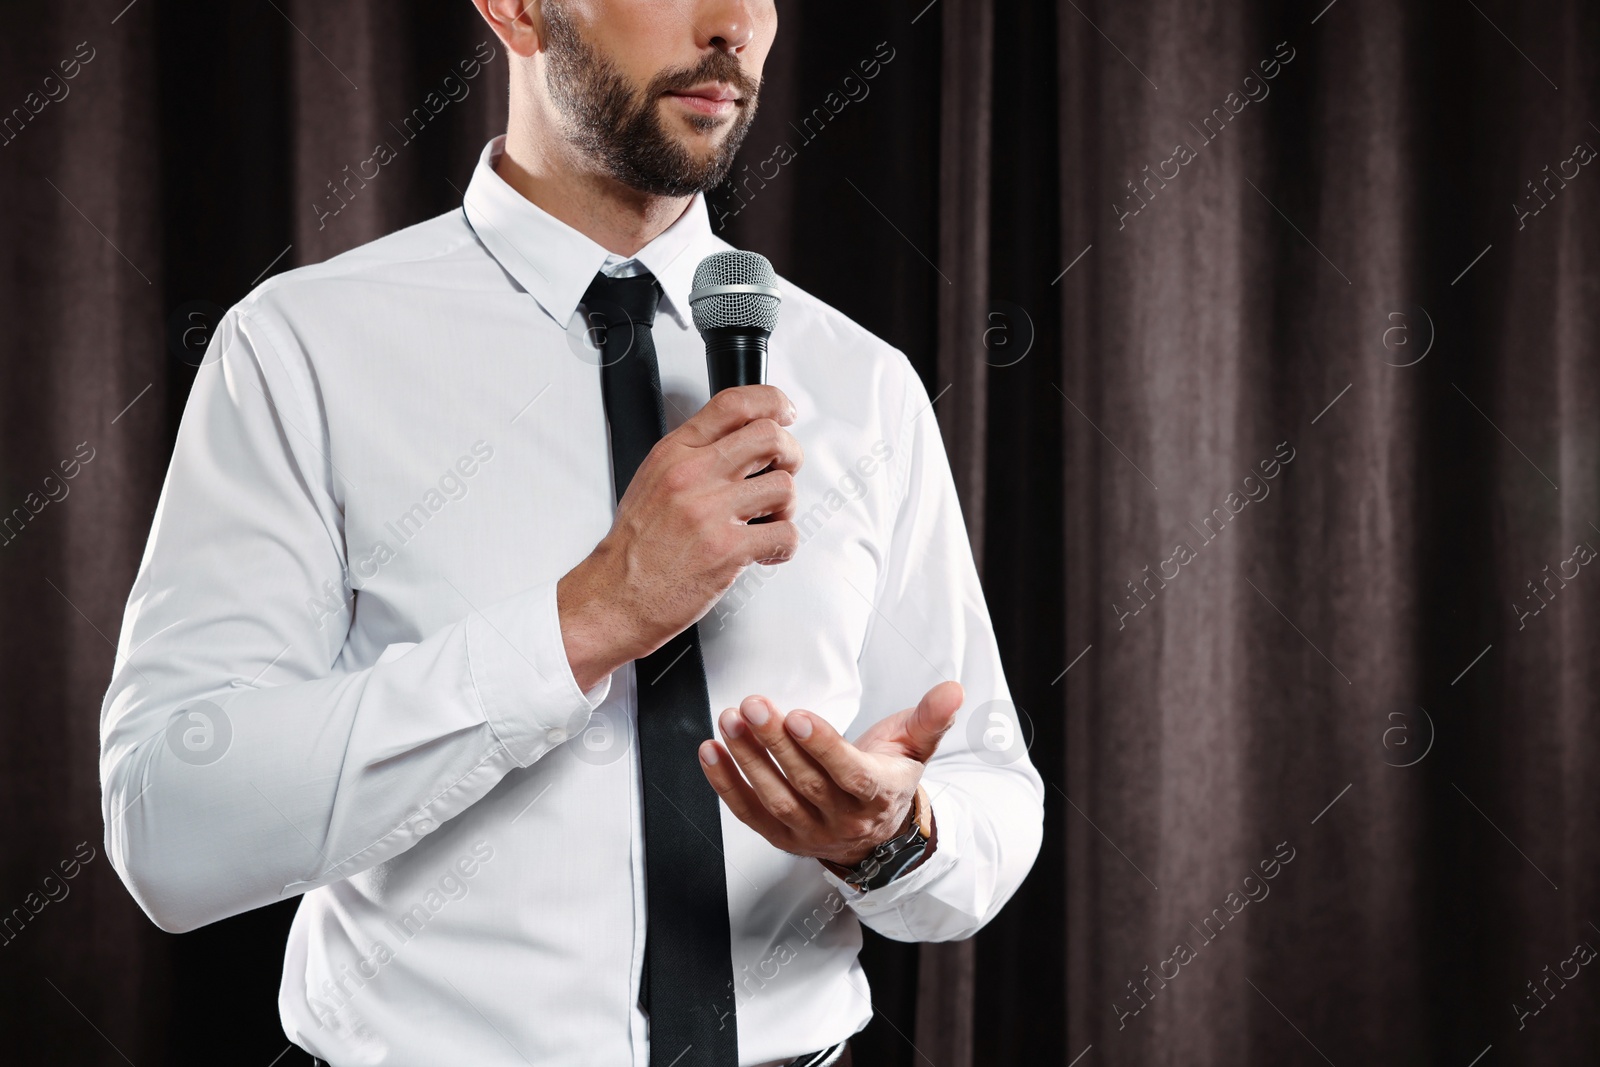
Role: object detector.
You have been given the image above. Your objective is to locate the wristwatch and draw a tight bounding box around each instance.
[825,784,935,892]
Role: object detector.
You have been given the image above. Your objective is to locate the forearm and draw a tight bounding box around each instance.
[557,543,646,693]
[102,580,602,933]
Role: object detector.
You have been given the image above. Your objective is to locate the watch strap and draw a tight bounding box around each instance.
[832,784,933,892]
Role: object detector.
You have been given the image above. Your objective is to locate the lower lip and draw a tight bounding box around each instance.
[667,93,736,116]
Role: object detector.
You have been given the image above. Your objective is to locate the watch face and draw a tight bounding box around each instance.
[849,793,932,890]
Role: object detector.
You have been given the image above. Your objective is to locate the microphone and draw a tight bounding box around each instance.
[688,250,782,394]
[689,250,783,523]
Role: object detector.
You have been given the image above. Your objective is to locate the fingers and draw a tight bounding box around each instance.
[699,740,792,844]
[714,417,804,478]
[730,468,797,523]
[705,696,928,865]
[737,518,800,567]
[734,696,858,815]
[715,705,821,832]
[713,697,871,830]
[675,385,796,447]
[902,681,965,763]
[781,708,882,801]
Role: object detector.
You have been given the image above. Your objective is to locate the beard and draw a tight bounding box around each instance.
[543,3,761,197]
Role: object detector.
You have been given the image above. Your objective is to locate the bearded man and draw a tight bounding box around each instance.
[98,3,1044,1065]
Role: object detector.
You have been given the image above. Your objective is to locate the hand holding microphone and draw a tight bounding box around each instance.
[559,251,799,688]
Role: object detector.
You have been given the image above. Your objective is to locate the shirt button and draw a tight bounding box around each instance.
[546,728,568,744]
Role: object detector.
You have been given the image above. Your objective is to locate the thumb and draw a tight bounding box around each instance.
[901,681,964,763]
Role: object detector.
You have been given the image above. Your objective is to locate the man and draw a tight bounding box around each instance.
[99,1,1043,1064]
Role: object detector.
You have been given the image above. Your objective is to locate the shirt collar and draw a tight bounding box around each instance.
[460,135,712,330]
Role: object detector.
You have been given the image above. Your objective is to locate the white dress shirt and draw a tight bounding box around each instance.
[99,135,1044,1067]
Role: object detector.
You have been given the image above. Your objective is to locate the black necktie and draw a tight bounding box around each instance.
[582,270,739,1067]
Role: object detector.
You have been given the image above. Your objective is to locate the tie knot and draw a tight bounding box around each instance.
[582,270,662,327]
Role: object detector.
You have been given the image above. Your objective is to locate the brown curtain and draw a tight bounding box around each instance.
[1055,1,1600,1065]
[5,1,1599,1064]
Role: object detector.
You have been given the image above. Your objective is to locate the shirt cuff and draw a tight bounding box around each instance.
[820,784,966,920]
[466,580,612,767]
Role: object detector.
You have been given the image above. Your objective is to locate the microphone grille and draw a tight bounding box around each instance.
[689,250,782,332]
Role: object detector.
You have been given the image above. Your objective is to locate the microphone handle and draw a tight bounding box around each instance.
[704,328,769,394]
[704,328,774,522]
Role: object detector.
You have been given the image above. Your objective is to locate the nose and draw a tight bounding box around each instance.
[697,0,756,53]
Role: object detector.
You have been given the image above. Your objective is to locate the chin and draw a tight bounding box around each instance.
[669,123,730,157]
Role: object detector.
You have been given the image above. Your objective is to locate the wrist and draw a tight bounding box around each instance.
[825,798,917,868]
[557,547,642,692]
[820,785,936,888]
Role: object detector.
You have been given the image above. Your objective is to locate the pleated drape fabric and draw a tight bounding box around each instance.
[1055,2,1600,1065]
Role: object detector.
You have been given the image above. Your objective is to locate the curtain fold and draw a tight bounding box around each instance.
[1058,1,1600,1064]
[909,0,997,1063]
[1,4,172,1062]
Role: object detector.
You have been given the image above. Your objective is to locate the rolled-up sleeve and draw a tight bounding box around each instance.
[99,304,607,935]
[821,363,1045,941]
